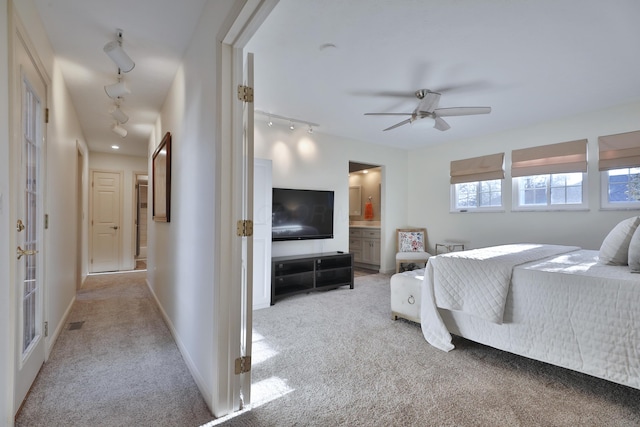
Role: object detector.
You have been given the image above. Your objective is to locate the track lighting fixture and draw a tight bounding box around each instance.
[111,122,128,138]
[110,104,129,124]
[103,29,135,73]
[255,110,319,132]
[105,79,131,98]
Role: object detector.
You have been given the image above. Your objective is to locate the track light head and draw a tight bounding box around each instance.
[307,125,313,134]
[110,105,129,124]
[103,29,135,73]
[111,122,127,138]
[105,80,131,98]
[289,121,295,130]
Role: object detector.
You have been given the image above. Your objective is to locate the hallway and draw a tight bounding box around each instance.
[15,272,213,426]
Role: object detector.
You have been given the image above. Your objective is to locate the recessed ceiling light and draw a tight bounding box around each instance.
[111,145,120,150]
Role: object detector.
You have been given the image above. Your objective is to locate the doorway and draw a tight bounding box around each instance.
[134,173,148,270]
[348,161,383,273]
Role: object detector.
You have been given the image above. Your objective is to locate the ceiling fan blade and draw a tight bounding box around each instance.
[353,90,416,98]
[364,112,413,116]
[383,118,412,131]
[434,117,450,131]
[434,106,491,117]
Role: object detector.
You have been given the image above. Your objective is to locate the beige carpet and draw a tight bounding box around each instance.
[15,271,213,426]
[213,273,640,427]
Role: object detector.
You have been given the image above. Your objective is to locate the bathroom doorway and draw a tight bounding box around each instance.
[348,161,383,273]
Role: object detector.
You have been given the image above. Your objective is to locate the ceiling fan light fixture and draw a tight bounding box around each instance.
[103,29,135,73]
[105,80,131,98]
[110,106,129,124]
[111,122,128,138]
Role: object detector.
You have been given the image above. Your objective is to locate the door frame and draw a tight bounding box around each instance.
[132,171,148,266]
[215,0,278,417]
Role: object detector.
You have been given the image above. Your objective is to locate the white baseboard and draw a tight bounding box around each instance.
[144,278,213,408]
[46,294,76,360]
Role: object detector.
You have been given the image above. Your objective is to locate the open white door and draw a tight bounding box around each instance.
[13,28,48,414]
[238,51,254,408]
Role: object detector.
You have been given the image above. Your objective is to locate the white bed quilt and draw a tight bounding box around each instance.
[420,248,640,389]
[430,244,579,323]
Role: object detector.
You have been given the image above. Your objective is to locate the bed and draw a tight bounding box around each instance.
[390,241,640,390]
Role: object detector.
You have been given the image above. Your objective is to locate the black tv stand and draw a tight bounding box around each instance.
[271,252,354,304]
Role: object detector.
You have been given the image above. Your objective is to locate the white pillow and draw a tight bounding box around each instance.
[628,225,640,272]
[599,216,640,265]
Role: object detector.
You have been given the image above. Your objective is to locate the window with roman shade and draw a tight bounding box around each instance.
[450,153,504,211]
[511,139,587,177]
[598,130,640,171]
[511,139,588,210]
[598,130,640,209]
[450,152,504,184]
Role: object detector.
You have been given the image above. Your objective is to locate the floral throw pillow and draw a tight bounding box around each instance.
[399,231,425,252]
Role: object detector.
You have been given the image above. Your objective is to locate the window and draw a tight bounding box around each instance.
[452,179,503,211]
[601,167,640,209]
[598,131,640,209]
[513,172,586,210]
[450,153,504,212]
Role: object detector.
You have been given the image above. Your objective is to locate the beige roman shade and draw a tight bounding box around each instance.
[450,153,504,184]
[511,139,587,178]
[598,130,640,171]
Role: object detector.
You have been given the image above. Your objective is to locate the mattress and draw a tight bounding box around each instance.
[419,248,640,390]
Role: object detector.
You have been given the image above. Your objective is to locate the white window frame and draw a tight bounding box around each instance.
[512,172,588,212]
[450,179,504,213]
[600,167,640,210]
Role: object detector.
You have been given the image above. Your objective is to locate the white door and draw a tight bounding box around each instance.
[253,158,272,310]
[238,51,255,407]
[13,31,47,414]
[91,171,122,272]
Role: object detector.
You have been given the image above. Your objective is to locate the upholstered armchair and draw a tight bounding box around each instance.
[395,228,432,273]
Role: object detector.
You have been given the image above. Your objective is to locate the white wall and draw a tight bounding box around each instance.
[408,101,640,252]
[0,0,12,423]
[254,122,409,272]
[89,152,147,271]
[146,0,239,412]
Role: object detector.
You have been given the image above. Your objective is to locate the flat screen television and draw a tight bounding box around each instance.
[272,188,334,241]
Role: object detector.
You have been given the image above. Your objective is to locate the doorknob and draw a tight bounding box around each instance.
[17,246,38,260]
[111,226,119,230]
[16,219,25,232]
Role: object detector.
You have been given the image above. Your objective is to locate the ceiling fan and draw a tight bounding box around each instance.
[364,89,491,131]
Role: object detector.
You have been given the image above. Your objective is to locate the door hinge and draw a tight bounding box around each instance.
[235,356,251,374]
[237,85,254,103]
[237,219,253,237]
[44,321,48,337]
[45,108,49,124]
[90,258,93,264]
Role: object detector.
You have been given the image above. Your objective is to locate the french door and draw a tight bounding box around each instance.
[13,30,47,413]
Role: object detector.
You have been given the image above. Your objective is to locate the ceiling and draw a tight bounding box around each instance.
[33,0,640,158]
[33,0,207,157]
[247,0,640,149]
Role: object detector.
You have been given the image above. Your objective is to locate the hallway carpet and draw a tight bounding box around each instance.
[16,271,213,426]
